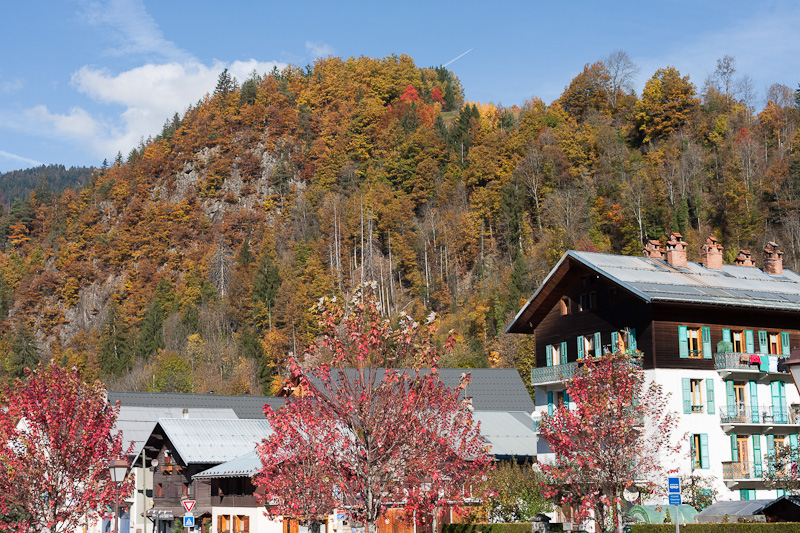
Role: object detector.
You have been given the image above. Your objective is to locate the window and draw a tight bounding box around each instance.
[156,483,163,497]
[589,291,597,309]
[579,294,587,312]
[690,379,703,413]
[560,297,569,315]
[234,516,250,533]
[770,333,781,355]
[691,434,709,469]
[679,326,711,359]
[608,288,618,305]
[182,483,189,497]
[732,330,745,353]
[219,515,231,533]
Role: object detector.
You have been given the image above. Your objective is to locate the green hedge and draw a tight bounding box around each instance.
[632,524,800,532]
[442,524,532,533]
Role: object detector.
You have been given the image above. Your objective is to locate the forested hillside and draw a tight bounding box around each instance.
[0,164,92,207]
[1,54,798,394]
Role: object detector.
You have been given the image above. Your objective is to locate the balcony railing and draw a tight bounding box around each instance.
[531,356,643,386]
[722,461,762,480]
[531,362,578,385]
[720,404,800,425]
[714,352,790,374]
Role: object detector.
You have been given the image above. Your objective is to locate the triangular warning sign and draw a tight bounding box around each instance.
[182,500,195,513]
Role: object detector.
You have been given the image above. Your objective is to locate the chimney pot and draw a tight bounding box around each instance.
[734,249,755,267]
[701,235,724,270]
[643,239,663,259]
[665,232,687,268]
[763,242,784,275]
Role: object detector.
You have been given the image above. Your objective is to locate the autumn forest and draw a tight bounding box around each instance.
[0,53,798,394]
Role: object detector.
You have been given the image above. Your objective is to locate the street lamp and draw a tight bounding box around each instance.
[109,458,128,533]
[784,349,800,393]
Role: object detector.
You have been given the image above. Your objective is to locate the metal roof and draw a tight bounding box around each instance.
[472,411,537,458]
[115,406,238,457]
[157,418,272,464]
[305,368,534,413]
[108,391,284,419]
[695,499,772,523]
[194,450,261,479]
[195,409,538,480]
[570,251,800,311]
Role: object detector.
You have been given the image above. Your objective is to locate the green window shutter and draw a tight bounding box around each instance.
[700,433,710,469]
[546,344,552,366]
[561,341,568,363]
[782,332,791,355]
[767,435,775,462]
[745,330,755,353]
[706,379,715,414]
[723,328,731,343]
[577,336,584,360]
[727,381,736,417]
[679,325,689,358]
[611,331,618,351]
[753,435,762,477]
[778,489,786,497]
[594,332,602,355]
[690,436,696,469]
[731,433,739,461]
[547,392,554,416]
[758,331,768,354]
[749,489,756,500]
[683,378,692,414]
[790,435,799,462]
[629,328,637,351]
[564,390,570,405]
[741,489,749,501]
[772,381,783,423]
[779,382,788,423]
[702,327,712,358]
[750,381,759,423]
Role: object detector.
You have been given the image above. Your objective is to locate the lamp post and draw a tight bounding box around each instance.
[109,458,128,533]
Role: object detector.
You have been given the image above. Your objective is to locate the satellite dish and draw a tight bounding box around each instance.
[623,486,640,502]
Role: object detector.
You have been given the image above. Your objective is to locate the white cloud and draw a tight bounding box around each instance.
[1,78,23,93]
[80,0,193,62]
[21,58,285,160]
[0,150,42,168]
[306,41,335,59]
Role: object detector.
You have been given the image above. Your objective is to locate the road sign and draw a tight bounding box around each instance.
[668,493,682,506]
[667,477,680,493]
[183,515,195,528]
[182,500,196,513]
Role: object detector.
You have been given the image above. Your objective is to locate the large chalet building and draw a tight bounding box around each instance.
[506,234,800,502]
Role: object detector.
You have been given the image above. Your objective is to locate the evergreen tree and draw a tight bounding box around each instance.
[253,246,281,329]
[6,323,40,379]
[214,68,238,97]
[134,300,164,360]
[98,302,132,377]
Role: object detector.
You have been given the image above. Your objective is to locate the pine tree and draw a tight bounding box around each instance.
[6,323,40,379]
[98,302,132,377]
[134,300,164,360]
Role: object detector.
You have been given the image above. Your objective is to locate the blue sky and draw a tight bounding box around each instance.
[1,0,799,173]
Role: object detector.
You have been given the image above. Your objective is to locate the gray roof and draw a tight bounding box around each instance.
[157,418,272,464]
[108,391,285,419]
[695,499,772,523]
[194,450,261,479]
[194,409,537,480]
[569,251,800,311]
[306,368,533,413]
[472,411,537,458]
[116,405,238,457]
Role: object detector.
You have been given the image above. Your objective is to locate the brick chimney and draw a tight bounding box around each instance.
[665,232,687,268]
[734,249,755,267]
[701,235,724,270]
[643,239,663,259]
[763,242,784,275]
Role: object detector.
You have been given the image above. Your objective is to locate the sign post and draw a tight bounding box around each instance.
[182,501,196,531]
[667,477,681,533]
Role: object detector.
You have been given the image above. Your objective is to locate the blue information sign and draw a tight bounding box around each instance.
[668,493,682,506]
[184,515,195,528]
[668,477,680,493]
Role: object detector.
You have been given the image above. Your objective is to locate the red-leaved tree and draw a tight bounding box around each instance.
[538,351,681,533]
[255,285,491,532]
[0,363,132,532]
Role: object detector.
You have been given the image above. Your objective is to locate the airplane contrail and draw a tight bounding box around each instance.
[443,48,474,68]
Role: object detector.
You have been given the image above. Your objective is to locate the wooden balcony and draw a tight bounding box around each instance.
[720,404,800,432]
